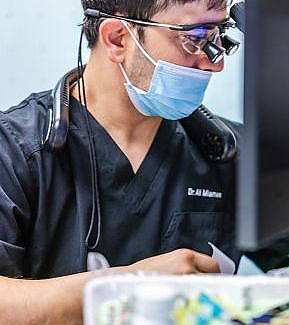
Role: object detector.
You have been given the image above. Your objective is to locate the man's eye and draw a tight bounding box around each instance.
[184,34,206,45]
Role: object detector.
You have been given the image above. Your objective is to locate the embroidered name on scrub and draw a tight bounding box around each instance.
[187,188,223,199]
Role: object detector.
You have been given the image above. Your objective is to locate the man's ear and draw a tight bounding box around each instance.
[98,19,128,63]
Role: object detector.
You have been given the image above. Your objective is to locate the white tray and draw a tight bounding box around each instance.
[83,272,289,325]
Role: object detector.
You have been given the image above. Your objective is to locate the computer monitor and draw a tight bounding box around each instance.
[237,0,289,250]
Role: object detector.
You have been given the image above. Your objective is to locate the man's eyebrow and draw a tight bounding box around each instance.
[175,17,230,30]
[192,17,229,26]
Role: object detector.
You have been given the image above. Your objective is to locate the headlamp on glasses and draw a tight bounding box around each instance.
[84,9,240,63]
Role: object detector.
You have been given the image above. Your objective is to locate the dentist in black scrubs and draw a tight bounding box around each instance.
[0,0,240,324]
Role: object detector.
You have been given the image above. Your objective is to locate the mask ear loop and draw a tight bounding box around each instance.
[119,62,131,84]
[121,21,157,66]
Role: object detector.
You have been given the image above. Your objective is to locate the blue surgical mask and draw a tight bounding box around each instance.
[120,22,212,120]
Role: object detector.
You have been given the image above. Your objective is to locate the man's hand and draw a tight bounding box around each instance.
[127,248,220,274]
[0,249,218,325]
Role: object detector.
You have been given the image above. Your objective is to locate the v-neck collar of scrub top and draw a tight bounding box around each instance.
[70,95,178,214]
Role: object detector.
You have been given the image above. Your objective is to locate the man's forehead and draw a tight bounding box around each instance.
[152,1,228,25]
[154,0,228,12]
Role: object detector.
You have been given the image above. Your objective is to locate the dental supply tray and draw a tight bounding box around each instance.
[84,272,289,325]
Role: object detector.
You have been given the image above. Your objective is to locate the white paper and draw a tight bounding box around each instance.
[87,252,110,271]
[208,242,236,274]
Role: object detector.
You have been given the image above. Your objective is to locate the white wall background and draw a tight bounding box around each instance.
[1,0,243,122]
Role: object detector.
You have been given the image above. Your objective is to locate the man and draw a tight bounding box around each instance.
[0,0,240,324]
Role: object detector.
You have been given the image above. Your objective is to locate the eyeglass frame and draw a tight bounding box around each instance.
[84,8,236,31]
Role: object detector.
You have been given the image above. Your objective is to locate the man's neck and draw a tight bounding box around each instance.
[71,59,162,173]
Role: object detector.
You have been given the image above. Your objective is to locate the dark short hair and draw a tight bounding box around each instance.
[81,0,230,49]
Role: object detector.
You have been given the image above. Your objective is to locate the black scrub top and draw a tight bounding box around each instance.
[0,91,240,279]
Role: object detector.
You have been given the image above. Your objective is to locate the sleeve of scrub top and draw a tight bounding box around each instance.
[0,112,35,277]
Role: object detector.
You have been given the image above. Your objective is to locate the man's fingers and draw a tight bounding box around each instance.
[193,252,220,273]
